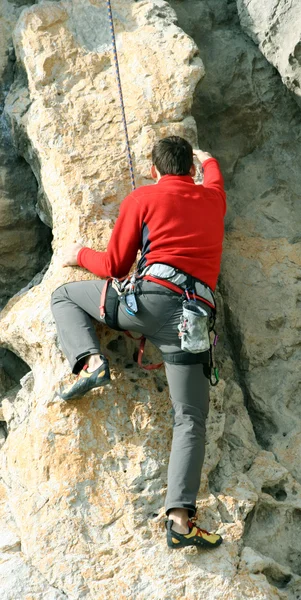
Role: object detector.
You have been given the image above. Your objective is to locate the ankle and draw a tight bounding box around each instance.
[168,508,189,534]
[86,354,104,372]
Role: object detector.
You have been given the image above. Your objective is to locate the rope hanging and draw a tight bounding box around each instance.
[106,0,136,191]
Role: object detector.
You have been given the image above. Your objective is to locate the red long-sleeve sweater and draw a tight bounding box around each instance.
[77,158,226,291]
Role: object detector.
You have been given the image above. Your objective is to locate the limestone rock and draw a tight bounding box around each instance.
[0,1,244,599]
[0,481,66,599]
[240,547,301,600]
[0,366,14,397]
[5,0,203,253]
[0,0,300,598]
[170,1,301,597]
[0,429,6,449]
[0,0,52,310]
[237,0,301,105]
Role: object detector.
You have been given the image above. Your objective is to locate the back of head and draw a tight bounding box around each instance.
[151,136,193,176]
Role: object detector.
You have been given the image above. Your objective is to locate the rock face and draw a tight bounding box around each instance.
[237,0,301,106]
[170,0,301,596]
[0,0,301,599]
[0,0,52,310]
[0,0,52,492]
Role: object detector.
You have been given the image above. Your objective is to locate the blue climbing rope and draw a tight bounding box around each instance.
[106,0,136,191]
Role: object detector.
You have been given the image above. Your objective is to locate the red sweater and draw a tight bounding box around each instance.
[77,158,226,291]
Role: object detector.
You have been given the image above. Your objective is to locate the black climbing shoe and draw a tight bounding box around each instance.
[58,359,110,401]
[166,518,223,549]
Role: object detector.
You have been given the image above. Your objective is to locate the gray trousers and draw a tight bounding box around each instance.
[51,279,209,516]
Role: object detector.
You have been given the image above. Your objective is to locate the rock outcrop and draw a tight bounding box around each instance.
[170,1,301,597]
[0,0,52,494]
[0,0,52,310]
[237,0,301,106]
[0,0,301,599]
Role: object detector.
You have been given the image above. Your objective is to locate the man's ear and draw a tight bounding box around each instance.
[190,163,196,177]
[151,164,158,180]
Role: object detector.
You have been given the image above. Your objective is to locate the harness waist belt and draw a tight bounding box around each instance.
[140,263,215,308]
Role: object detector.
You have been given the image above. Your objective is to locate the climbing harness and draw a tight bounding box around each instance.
[99,269,220,382]
[140,263,216,311]
[125,332,163,371]
[100,275,163,371]
[142,274,216,311]
[106,0,136,190]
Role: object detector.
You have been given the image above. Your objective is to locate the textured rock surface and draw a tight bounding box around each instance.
[237,0,301,105]
[0,0,301,598]
[170,0,301,597]
[0,0,52,310]
[0,480,66,599]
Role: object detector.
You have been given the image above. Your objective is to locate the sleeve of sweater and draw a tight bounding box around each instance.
[202,157,226,215]
[77,192,142,278]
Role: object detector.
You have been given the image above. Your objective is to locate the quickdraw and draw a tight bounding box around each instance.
[209,331,219,386]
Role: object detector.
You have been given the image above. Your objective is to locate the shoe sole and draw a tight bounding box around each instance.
[167,536,223,549]
[58,373,111,401]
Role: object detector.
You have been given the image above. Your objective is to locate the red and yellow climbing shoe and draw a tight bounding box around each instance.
[166,518,223,549]
[58,360,110,401]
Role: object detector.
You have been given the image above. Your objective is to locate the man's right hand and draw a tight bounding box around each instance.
[61,242,83,267]
[193,149,212,164]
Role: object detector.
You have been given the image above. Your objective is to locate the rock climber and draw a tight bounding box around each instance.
[51,135,226,549]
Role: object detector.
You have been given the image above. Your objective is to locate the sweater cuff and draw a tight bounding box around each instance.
[77,246,87,267]
[202,157,218,167]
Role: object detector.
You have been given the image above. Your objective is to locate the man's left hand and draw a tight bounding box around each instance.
[62,242,83,267]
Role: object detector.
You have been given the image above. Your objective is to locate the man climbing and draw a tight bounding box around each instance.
[51,136,226,549]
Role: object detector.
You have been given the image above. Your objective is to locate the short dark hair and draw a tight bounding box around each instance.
[151,136,193,176]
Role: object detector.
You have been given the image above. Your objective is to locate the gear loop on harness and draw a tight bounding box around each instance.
[106,0,136,191]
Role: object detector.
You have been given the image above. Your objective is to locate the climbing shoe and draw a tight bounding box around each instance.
[58,359,110,401]
[166,518,223,549]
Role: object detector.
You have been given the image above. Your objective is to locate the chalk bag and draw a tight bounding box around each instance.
[178,301,210,353]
